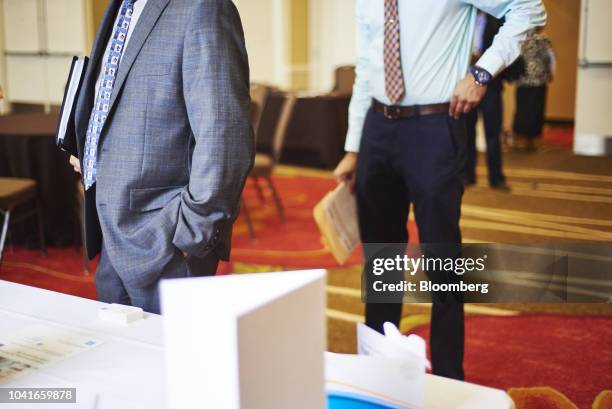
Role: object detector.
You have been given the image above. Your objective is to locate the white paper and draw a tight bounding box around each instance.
[325,323,427,408]
[161,270,327,409]
[0,325,103,371]
[326,183,359,254]
[326,353,420,409]
[358,322,429,371]
[313,183,359,264]
[0,355,34,383]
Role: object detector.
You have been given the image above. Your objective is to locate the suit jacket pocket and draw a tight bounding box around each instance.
[129,185,184,212]
[131,62,173,77]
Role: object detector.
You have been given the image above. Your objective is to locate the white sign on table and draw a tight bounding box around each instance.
[161,270,327,409]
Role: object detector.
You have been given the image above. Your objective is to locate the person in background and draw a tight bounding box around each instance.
[512,28,556,151]
[334,0,546,380]
[464,12,509,191]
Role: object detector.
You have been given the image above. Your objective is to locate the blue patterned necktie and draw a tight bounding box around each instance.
[83,0,136,190]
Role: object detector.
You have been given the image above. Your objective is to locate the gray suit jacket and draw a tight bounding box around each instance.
[75,0,254,288]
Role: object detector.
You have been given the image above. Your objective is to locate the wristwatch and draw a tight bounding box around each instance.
[470,66,493,86]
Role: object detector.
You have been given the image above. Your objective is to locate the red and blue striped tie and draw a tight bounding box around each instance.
[384,0,405,105]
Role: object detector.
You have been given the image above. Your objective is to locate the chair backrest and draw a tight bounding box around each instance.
[250,101,261,138]
[271,94,297,165]
[250,83,271,140]
[332,65,356,95]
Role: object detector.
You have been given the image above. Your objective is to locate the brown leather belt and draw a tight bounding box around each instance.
[372,99,450,120]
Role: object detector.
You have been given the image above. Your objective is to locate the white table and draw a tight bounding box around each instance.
[0,281,514,409]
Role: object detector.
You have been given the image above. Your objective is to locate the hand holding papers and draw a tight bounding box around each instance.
[326,323,429,409]
[314,182,360,264]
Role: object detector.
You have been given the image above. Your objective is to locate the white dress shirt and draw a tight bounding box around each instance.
[94,0,148,100]
[345,0,547,153]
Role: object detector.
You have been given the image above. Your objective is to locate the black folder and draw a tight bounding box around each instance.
[56,56,89,157]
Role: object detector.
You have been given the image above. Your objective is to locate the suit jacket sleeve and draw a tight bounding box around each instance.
[173,0,254,259]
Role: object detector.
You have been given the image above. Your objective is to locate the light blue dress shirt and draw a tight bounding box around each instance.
[345,0,547,153]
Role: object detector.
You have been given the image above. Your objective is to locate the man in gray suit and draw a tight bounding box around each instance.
[69,0,254,313]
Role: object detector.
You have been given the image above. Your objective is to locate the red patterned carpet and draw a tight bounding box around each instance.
[2,160,611,409]
[413,315,612,409]
[1,247,97,299]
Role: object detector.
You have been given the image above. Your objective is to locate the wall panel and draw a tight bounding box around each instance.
[2,0,42,52]
[308,0,356,93]
[45,0,87,54]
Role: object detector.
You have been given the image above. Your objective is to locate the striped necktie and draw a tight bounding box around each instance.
[384,0,405,105]
[83,0,136,190]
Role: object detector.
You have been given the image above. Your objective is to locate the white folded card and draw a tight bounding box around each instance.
[161,270,327,409]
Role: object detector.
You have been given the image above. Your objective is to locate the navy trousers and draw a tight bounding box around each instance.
[464,85,506,186]
[356,107,466,380]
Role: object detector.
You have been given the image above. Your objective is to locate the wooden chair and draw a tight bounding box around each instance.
[244,94,297,237]
[250,84,271,140]
[241,84,273,239]
[332,65,356,96]
[0,178,46,267]
[251,94,297,220]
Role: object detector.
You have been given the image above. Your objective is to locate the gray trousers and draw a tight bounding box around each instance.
[96,244,219,314]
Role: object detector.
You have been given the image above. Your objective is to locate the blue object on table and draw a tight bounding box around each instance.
[327,391,399,409]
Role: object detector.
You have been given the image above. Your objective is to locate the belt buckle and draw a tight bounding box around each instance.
[383,105,400,120]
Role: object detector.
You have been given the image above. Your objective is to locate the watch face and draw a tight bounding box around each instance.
[472,67,491,84]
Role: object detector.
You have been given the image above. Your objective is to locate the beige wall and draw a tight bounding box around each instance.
[235,0,288,87]
[290,0,309,89]
[1,0,88,108]
[83,0,110,51]
[574,0,612,155]
[308,0,356,93]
